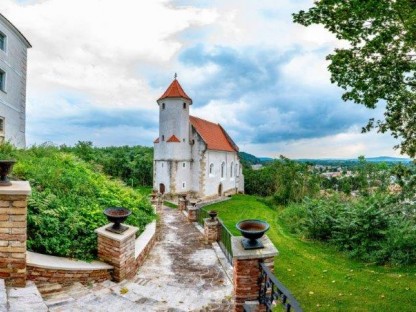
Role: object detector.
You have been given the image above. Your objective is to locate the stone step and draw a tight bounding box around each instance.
[36,282,63,295]
[0,279,7,312]
[7,281,48,312]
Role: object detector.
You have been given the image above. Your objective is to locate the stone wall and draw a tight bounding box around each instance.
[26,267,111,284]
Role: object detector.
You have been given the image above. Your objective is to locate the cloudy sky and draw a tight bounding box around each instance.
[1,0,407,159]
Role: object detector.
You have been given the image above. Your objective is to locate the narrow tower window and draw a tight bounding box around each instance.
[162,135,165,141]
[162,103,165,110]
[183,103,186,109]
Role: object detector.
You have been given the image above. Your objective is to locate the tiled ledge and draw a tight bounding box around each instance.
[27,251,113,271]
[135,221,156,259]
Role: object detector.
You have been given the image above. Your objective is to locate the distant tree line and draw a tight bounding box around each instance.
[62,141,153,187]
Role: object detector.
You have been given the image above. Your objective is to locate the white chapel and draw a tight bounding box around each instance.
[153,77,244,199]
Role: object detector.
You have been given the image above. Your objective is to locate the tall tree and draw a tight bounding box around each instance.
[293,1,416,157]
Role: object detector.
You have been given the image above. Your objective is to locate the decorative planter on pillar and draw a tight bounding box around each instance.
[0,181,31,287]
[95,224,138,282]
[204,218,220,243]
[231,236,278,312]
[187,206,197,222]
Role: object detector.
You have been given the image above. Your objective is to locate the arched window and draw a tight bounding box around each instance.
[221,162,225,178]
[230,162,234,177]
[235,164,239,177]
[209,163,214,175]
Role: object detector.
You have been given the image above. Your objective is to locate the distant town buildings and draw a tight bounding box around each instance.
[251,164,263,170]
[153,78,244,198]
[0,14,31,148]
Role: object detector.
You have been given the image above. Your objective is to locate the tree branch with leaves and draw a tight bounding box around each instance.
[293,0,416,157]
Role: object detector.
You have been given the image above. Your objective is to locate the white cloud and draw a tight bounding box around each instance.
[242,127,404,159]
[2,0,218,109]
[0,0,404,158]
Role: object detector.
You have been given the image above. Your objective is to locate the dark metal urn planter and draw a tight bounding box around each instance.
[236,219,270,250]
[208,210,218,221]
[103,207,132,234]
[0,160,16,187]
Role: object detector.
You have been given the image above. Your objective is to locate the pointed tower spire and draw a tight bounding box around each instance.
[158,77,192,103]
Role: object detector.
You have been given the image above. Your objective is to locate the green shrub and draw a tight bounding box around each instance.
[284,194,416,265]
[6,144,154,260]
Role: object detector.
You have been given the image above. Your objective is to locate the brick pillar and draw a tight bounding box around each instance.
[95,225,138,282]
[178,198,186,211]
[231,236,278,312]
[187,206,197,222]
[204,218,220,243]
[0,181,31,287]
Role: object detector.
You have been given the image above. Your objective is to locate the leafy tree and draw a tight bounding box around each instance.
[294,1,416,157]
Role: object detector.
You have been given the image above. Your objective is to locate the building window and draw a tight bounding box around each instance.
[162,103,165,110]
[209,163,214,175]
[161,162,164,168]
[0,70,5,92]
[183,103,186,109]
[230,162,234,178]
[221,162,225,178]
[182,182,186,189]
[162,135,165,141]
[236,164,239,177]
[0,33,5,51]
[0,117,4,142]
[183,162,186,168]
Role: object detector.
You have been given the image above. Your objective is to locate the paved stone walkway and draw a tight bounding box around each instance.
[8,205,233,312]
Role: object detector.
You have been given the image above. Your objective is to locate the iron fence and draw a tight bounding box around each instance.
[258,262,303,312]
[196,207,209,226]
[218,219,233,265]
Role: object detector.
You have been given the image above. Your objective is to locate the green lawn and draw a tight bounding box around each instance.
[205,195,416,312]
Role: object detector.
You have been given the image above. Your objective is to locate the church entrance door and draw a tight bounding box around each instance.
[159,183,165,194]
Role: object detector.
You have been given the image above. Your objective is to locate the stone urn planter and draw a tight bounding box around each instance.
[208,210,218,221]
[236,219,270,250]
[103,207,132,234]
[0,160,16,187]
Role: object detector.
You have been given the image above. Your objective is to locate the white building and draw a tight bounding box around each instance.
[0,14,31,148]
[153,78,244,198]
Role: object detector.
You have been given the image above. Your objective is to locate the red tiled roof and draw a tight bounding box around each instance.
[167,135,181,143]
[158,79,192,103]
[189,116,238,152]
[153,137,160,143]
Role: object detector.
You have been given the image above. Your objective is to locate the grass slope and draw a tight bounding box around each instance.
[205,195,416,312]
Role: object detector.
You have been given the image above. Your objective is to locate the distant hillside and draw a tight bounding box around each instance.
[297,156,412,164]
[365,156,412,163]
[238,152,262,167]
[239,152,412,168]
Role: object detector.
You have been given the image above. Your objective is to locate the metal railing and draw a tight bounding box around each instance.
[258,262,303,312]
[196,207,209,226]
[218,219,233,265]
